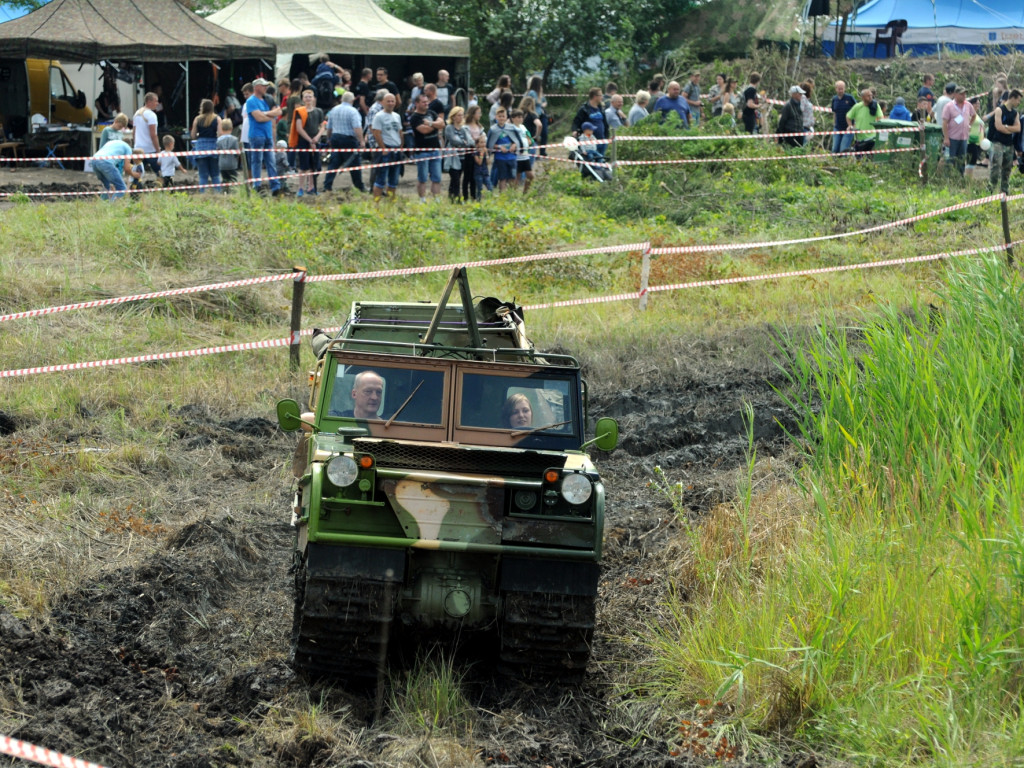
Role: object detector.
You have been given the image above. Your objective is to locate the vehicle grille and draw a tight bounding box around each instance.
[354,439,565,477]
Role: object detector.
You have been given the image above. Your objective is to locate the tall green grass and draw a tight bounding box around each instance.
[649,254,1024,765]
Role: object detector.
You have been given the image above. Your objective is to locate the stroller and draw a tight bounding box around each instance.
[563,136,613,182]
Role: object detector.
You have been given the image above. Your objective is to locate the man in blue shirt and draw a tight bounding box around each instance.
[91,139,134,200]
[831,80,856,153]
[245,78,283,195]
[323,92,366,193]
[653,81,691,128]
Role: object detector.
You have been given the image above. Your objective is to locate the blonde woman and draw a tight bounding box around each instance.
[443,106,474,201]
[502,393,532,428]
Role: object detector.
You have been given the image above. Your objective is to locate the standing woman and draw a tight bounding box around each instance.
[465,104,485,143]
[708,73,727,117]
[443,106,474,201]
[190,98,222,192]
[526,76,549,155]
[488,75,511,106]
[799,79,816,141]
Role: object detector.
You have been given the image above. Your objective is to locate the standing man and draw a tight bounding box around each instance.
[933,82,956,131]
[741,73,762,134]
[989,89,1021,194]
[132,91,160,174]
[942,85,975,175]
[324,92,366,194]
[410,93,444,201]
[353,68,373,116]
[776,86,806,147]
[683,71,702,126]
[918,74,935,110]
[376,68,400,103]
[245,77,283,195]
[831,80,856,153]
[571,87,610,152]
[653,81,691,127]
[605,94,627,130]
[371,93,404,200]
[435,70,454,115]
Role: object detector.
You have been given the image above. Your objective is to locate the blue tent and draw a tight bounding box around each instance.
[824,0,1024,58]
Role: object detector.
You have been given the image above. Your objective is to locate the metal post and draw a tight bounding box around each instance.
[290,266,307,370]
[1001,197,1014,266]
[638,244,652,311]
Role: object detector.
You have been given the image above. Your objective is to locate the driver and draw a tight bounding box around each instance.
[502,393,532,428]
[343,370,384,418]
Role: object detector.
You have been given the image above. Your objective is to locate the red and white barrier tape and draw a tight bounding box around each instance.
[0,336,293,379]
[524,241,1022,311]
[0,735,108,768]
[0,272,297,323]
[613,125,921,142]
[0,145,473,164]
[3,239,1019,379]
[613,145,921,167]
[3,192,1012,323]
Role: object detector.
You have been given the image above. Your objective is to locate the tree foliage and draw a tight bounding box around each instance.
[380,0,697,87]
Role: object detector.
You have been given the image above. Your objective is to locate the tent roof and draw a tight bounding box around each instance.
[208,0,470,58]
[0,0,275,62]
[849,0,1024,28]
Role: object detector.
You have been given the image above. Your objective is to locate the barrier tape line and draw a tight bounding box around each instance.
[649,193,1004,255]
[3,193,1012,323]
[5,239,1021,379]
[524,241,1023,311]
[0,336,293,379]
[613,125,922,142]
[0,735,108,768]
[0,273,297,323]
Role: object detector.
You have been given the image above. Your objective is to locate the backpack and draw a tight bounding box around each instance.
[312,73,336,111]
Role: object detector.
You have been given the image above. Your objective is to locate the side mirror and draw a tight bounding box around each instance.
[593,417,619,452]
[276,399,303,432]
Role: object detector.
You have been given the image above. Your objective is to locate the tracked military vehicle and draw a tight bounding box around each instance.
[276,268,618,681]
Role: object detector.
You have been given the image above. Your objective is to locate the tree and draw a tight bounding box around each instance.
[380,0,695,87]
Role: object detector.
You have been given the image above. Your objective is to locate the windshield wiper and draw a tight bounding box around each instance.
[384,380,424,428]
[510,420,571,438]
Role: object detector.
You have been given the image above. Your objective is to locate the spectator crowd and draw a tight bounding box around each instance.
[89,59,1023,201]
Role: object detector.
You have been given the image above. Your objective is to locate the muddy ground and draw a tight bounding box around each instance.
[0,335,803,768]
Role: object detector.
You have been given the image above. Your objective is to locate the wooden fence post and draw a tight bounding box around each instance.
[638,244,652,311]
[919,121,928,186]
[290,266,307,370]
[1001,196,1014,267]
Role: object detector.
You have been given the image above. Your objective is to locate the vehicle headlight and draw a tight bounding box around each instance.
[326,455,359,487]
[560,473,592,505]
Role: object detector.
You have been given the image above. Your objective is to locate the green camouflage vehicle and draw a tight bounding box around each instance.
[276,269,618,681]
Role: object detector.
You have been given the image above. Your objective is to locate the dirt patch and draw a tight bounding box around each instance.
[0,335,797,767]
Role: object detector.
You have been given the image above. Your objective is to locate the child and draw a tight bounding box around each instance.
[486,107,519,192]
[473,134,490,200]
[508,109,534,194]
[720,102,737,129]
[217,117,241,192]
[578,122,604,163]
[467,88,478,110]
[158,135,181,188]
[128,148,145,199]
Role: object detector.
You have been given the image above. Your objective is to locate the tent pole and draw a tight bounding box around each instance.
[186,60,191,131]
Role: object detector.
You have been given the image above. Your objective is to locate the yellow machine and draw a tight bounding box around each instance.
[0,58,92,137]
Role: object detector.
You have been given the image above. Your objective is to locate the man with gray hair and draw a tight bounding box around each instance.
[364,88,389,189]
[324,91,366,194]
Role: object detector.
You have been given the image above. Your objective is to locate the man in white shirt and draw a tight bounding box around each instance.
[133,91,160,174]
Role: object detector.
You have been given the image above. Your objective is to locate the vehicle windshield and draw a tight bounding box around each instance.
[328,363,444,425]
[460,372,577,435]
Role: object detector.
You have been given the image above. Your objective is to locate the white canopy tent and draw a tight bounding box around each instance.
[208,0,469,82]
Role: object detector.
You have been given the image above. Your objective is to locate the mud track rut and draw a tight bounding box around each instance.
[0,354,794,767]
